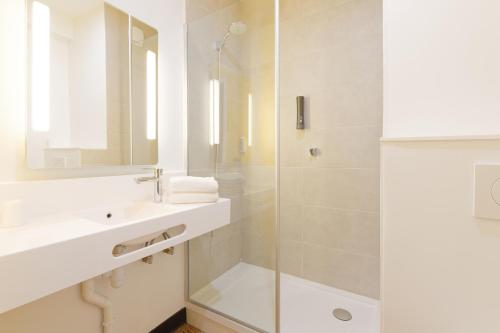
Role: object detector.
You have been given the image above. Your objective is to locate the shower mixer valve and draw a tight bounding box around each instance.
[309,147,320,157]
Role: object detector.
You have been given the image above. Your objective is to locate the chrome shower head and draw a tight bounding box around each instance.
[228,21,247,35]
[215,21,247,51]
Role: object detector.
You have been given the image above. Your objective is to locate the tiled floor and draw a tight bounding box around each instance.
[174,324,203,333]
[191,262,380,333]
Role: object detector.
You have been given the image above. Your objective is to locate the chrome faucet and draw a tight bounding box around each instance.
[135,168,163,203]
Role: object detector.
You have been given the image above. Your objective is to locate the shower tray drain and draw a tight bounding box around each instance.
[333,308,352,322]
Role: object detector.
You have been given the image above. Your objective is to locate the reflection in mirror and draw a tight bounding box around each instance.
[26,0,158,169]
[131,18,158,165]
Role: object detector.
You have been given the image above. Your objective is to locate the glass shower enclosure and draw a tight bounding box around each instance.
[187,0,382,332]
[186,0,277,332]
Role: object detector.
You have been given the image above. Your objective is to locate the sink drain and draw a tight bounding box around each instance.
[333,308,352,322]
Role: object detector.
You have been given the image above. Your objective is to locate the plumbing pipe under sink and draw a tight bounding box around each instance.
[103,269,126,289]
[82,279,113,333]
[110,245,126,288]
[82,240,174,333]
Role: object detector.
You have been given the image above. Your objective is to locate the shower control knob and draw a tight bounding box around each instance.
[309,148,320,157]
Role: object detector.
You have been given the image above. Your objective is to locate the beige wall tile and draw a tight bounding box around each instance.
[297,126,381,168]
[189,229,243,293]
[302,206,379,257]
[280,239,303,276]
[300,242,379,299]
[279,167,304,204]
[280,203,303,241]
[242,205,275,236]
[279,0,381,300]
[302,167,379,212]
[212,232,243,278]
[309,83,383,128]
[302,207,353,250]
[242,231,276,270]
[358,255,379,299]
[302,244,366,294]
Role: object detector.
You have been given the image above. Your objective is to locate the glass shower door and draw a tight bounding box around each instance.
[186,1,277,332]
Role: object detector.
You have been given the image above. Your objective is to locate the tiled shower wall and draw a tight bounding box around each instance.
[279,0,382,298]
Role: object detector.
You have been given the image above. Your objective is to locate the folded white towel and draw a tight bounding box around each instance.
[168,192,219,204]
[169,176,219,194]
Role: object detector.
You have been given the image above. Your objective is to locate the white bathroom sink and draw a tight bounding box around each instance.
[0,198,231,314]
[77,201,173,225]
[76,201,176,246]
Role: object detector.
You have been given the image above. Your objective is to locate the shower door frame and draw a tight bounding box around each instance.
[273,0,281,333]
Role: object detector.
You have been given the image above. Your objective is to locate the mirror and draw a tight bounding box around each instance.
[26,0,158,169]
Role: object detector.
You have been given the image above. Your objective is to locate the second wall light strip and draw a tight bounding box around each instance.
[248,93,253,147]
[209,79,220,146]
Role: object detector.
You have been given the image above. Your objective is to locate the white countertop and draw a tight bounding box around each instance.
[0,199,231,314]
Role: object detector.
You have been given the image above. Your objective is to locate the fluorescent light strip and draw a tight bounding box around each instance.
[209,80,214,145]
[213,80,220,145]
[146,50,157,140]
[248,93,253,147]
[209,79,220,145]
[31,1,50,132]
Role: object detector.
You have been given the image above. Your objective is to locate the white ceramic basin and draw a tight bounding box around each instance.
[77,201,172,225]
[77,201,174,246]
[0,198,231,314]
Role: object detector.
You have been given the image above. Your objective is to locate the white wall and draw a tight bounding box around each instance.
[381,141,500,333]
[383,0,500,138]
[0,0,187,332]
[382,0,500,332]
